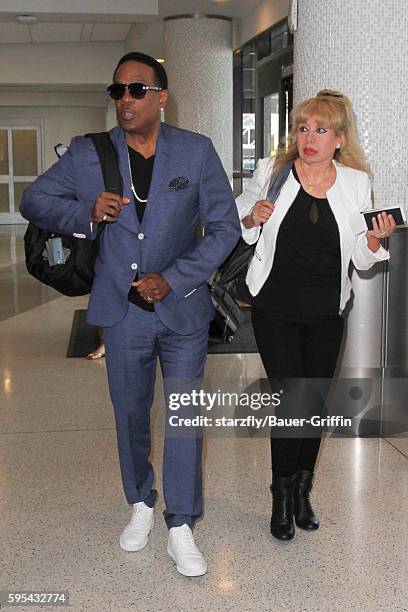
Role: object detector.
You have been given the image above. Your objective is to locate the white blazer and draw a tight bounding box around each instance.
[236,157,390,313]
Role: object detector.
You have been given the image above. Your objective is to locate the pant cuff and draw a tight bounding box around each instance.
[165,514,195,530]
[129,488,158,508]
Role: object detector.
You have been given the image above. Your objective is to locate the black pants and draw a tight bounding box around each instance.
[251,309,344,477]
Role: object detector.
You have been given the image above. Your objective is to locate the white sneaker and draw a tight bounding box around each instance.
[119,502,154,552]
[167,524,207,577]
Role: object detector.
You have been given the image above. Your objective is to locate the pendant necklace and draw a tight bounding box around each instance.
[127,151,148,203]
[300,161,332,194]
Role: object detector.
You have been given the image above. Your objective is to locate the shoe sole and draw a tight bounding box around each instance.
[167,545,207,577]
[295,522,319,531]
[271,534,295,542]
[119,518,154,552]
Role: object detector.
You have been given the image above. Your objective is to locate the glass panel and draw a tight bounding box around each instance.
[0,183,10,212]
[242,44,256,173]
[0,130,9,175]
[233,50,243,196]
[257,31,271,61]
[12,129,38,176]
[14,182,31,211]
[270,22,291,54]
[263,93,279,157]
[285,89,290,148]
[242,113,256,171]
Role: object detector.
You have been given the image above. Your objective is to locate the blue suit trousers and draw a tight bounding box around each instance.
[104,303,208,529]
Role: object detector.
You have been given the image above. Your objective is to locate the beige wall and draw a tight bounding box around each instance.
[0,40,119,221]
[0,105,106,171]
[0,42,124,86]
[126,21,164,58]
[0,40,120,175]
[0,92,107,108]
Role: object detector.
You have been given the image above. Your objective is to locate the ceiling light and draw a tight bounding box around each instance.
[16,15,37,24]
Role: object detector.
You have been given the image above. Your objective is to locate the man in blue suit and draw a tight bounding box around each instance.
[20,52,240,577]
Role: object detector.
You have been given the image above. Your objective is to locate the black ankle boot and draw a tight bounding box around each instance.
[294,469,320,530]
[270,473,296,541]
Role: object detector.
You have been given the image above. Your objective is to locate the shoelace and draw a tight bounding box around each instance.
[177,526,196,549]
[130,503,150,526]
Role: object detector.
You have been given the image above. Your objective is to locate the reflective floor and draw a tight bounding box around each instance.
[1,226,407,612]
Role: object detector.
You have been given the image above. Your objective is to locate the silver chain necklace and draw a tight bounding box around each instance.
[127,150,148,203]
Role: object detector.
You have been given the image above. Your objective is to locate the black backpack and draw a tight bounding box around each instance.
[24,132,122,297]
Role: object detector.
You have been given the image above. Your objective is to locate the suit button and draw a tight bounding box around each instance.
[131,263,138,270]
[138,232,145,240]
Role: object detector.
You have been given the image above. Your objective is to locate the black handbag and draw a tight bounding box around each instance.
[216,238,254,305]
[208,280,244,343]
[24,132,122,297]
[216,161,293,305]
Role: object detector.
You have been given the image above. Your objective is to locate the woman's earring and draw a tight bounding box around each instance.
[336,143,341,149]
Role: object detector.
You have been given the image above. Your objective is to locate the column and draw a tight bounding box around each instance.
[106,99,117,131]
[293,0,408,376]
[164,15,233,179]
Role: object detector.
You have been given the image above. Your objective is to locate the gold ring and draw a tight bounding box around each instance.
[102,214,108,222]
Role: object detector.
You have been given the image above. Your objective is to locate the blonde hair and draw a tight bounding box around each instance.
[272,89,370,177]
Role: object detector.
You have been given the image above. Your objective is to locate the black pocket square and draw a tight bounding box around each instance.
[168,177,189,191]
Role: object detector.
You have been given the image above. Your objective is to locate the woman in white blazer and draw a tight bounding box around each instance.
[236,90,396,541]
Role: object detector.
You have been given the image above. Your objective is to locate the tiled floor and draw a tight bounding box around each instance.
[1,226,407,612]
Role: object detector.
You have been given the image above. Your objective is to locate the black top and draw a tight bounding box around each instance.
[251,165,341,320]
[127,146,155,311]
[128,146,155,223]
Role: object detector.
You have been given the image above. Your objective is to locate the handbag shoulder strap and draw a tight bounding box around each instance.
[254,160,293,241]
[85,132,123,197]
[265,160,293,202]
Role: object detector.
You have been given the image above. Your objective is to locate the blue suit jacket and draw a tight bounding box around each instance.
[20,123,240,333]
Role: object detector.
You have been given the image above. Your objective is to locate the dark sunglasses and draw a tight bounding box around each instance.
[107,82,162,100]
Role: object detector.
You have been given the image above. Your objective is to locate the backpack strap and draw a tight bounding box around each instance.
[85,132,123,196]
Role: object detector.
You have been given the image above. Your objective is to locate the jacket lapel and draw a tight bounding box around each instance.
[109,126,140,234]
[141,122,170,227]
[109,124,170,234]
[326,161,352,239]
